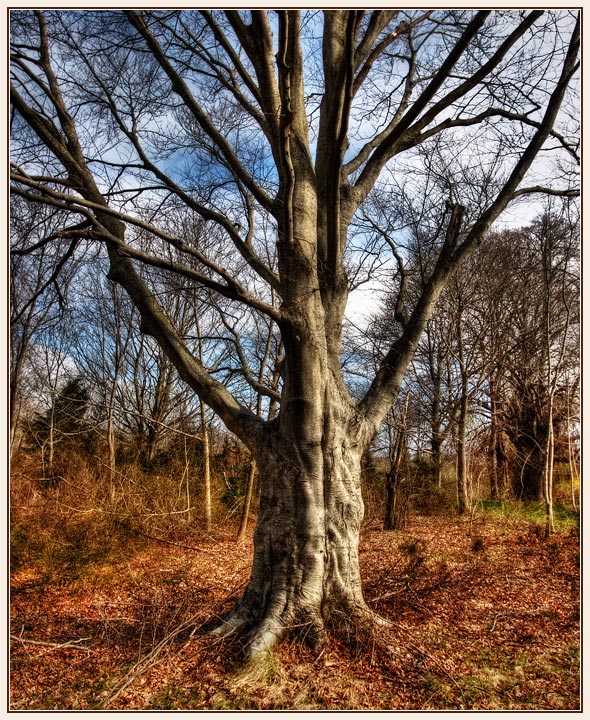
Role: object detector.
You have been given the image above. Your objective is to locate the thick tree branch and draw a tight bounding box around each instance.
[222,10,282,158]
[218,313,282,404]
[417,106,580,163]
[406,11,543,139]
[315,10,358,281]
[357,203,465,433]
[11,238,78,324]
[356,14,579,434]
[455,15,579,252]
[352,12,430,96]
[10,172,282,324]
[67,48,280,293]
[171,14,262,105]
[343,44,417,178]
[354,11,399,69]
[511,186,579,199]
[200,12,263,108]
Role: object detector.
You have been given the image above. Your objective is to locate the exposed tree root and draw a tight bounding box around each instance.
[244,617,286,658]
[209,608,251,639]
[210,594,393,664]
[326,601,397,660]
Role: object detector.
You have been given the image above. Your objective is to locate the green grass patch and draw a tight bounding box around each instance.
[476,500,578,532]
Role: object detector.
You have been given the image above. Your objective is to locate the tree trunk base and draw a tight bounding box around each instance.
[211,421,379,660]
[210,596,391,660]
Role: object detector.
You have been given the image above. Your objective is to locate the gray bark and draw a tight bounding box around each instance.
[383,425,408,531]
[237,459,256,543]
[456,311,471,515]
[214,382,371,655]
[199,399,212,534]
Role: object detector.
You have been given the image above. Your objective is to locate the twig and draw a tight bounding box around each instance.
[384,622,465,695]
[11,635,92,653]
[114,520,218,555]
[98,612,207,709]
[490,612,507,632]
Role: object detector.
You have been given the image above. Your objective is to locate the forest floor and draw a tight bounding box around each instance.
[10,512,580,711]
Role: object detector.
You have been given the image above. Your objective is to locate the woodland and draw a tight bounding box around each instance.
[9,9,580,711]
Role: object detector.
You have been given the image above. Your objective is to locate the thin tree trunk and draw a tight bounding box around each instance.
[456,313,470,515]
[488,377,500,501]
[428,334,444,489]
[540,216,573,537]
[235,363,282,540]
[105,286,132,480]
[237,459,256,542]
[565,376,578,512]
[9,344,27,460]
[200,398,212,533]
[543,408,555,537]
[236,323,278,542]
[383,427,408,530]
[106,400,117,478]
[456,390,470,515]
[431,383,443,489]
[182,436,191,517]
[47,402,55,478]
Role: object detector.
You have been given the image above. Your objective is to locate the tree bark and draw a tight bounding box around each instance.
[237,459,256,543]
[237,324,276,543]
[565,377,578,512]
[456,315,470,515]
[214,389,372,656]
[488,376,500,500]
[9,345,27,459]
[543,408,555,537]
[46,402,56,478]
[456,393,470,514]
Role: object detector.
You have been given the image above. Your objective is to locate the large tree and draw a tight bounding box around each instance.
[10,10,579,656]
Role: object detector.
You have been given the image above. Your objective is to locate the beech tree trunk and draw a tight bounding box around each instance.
[214,385,372,655]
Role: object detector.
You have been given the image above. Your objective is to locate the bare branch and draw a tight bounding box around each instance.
[511,186,579,199]
[351,11,491,204]
[10,171,282,323]
[126,11,276,215]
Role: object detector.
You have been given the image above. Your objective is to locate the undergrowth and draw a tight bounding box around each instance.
[9,453,580,710]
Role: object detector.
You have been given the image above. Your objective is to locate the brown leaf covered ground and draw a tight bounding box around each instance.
[10,514,580,711]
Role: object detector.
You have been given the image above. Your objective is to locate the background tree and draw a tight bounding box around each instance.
[23,331,79,479]
[10,199,84,457]
[477,214,579,506]
[70,268,136,476]
[10,9,579,657]
[27,375,91,478]
[527,207,579,534]
[382,395,414,531]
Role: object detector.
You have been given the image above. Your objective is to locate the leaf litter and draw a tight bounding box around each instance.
[10,516,579,710]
